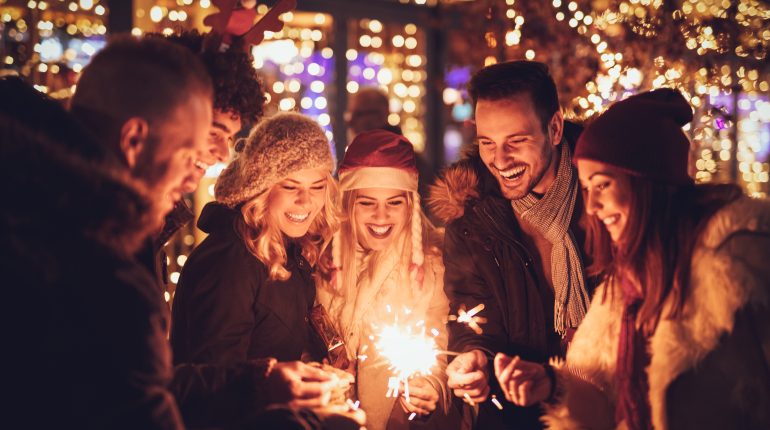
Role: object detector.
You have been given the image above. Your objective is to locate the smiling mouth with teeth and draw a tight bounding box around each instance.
[498,165,527,181]
[602,214,620,226]
[285,212,310,223]
[366,224,393,238]
[194,160,210,171]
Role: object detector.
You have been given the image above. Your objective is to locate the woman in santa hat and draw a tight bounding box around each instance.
[493,89,770,430]
[317,130,456,430]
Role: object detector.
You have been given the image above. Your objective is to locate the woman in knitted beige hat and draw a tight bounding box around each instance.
[171,112,339,376]
[317,130,458,430]
[494,89,770,430]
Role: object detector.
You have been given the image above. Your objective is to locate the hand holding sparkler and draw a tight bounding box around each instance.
[398,376,440,416]
[446,349,490,404]
[266,360,338,408]
[494,353,553,407]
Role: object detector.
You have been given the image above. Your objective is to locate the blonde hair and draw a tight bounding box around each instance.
[238,173,339,281]
[331,189,441,294]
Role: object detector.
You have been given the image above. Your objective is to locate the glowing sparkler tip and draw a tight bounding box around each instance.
[346,399,360,411]
[491,395,504,410]
[450,303,488,335]
[408,412,417,421]
[374,309,441,401]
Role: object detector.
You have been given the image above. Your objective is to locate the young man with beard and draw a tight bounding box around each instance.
[428,61,594,429]
[3,37,340,429]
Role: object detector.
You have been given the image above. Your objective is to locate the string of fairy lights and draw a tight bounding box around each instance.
[2,0,768,286]
[439,0,768,197]
[347,18,427,152]
[126,1,430,292]
[1,0,108,98]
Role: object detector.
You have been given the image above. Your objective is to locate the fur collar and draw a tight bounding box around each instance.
[429,142,518,226]
[552,196,770,430]
[647,196,770,429]
[427,147,481,224]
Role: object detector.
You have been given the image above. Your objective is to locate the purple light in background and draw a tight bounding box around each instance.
[714,117,727,130]
[445,66,471,89]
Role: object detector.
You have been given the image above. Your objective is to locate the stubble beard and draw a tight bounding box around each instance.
[501,135,557,202]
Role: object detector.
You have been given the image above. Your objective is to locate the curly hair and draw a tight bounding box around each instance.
[238,173,339,281]
[157,30,265,125]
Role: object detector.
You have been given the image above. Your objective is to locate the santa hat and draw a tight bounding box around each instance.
[574,88,694,185]
[333,130,423,274]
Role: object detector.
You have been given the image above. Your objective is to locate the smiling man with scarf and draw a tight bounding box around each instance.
[428,60,596,429]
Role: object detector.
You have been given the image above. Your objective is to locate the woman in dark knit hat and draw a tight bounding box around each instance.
[171,112,339,368]
[492,89,770,430]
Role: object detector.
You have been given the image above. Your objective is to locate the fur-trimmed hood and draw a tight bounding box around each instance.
[427,121,584,225]
[427,145,491,225]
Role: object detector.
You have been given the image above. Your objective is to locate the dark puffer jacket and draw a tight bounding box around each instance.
[171,202,327,366]
[428,144,595,429]
[1,78,315,430]
[2,92,184,428]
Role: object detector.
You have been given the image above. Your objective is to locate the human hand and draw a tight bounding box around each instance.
[494,353,552,407]
[398,377,440,416]
[446,350,490,404]
[267,360,338,408]
[313,404,367,429]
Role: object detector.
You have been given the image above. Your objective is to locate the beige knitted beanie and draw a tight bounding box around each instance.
[215,112,335,207]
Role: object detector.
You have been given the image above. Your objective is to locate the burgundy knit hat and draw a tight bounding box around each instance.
[574,88,694,185]
[338,129,418,192]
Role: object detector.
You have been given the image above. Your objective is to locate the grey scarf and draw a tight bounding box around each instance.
[511,141,590,336]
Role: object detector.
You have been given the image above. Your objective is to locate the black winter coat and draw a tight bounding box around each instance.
[171,202,327,366]
[1,79,311,430]
[428,145,594,430]
[2,86,185,428]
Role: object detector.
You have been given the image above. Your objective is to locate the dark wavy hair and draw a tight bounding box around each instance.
[586,177,742,331]
[469,60,559,132]
[158,30,266,125]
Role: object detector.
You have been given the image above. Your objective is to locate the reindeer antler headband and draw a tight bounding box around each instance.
[203,0,298,52]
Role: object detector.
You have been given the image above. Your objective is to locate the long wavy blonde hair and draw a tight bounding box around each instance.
[237,173,339,281]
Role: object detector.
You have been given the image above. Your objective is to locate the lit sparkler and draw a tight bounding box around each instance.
[372,307,441,403]
[448,303,487,335]
[491,394,504,410]
[345,398,360,411]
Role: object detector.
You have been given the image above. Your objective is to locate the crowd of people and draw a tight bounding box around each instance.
[3,27,770,430]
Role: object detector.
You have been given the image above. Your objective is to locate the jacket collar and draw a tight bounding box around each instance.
[427,146,526,245]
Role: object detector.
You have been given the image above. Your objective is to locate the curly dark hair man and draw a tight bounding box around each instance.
[156,30,266,192]
[136,31,265,302]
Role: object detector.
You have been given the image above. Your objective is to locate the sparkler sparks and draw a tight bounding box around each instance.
[491,394,504,410]
[345,398,360,411]
[448,303,487,335]
[373,307,441,402]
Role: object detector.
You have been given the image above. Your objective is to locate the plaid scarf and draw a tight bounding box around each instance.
[511,141,590,336]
